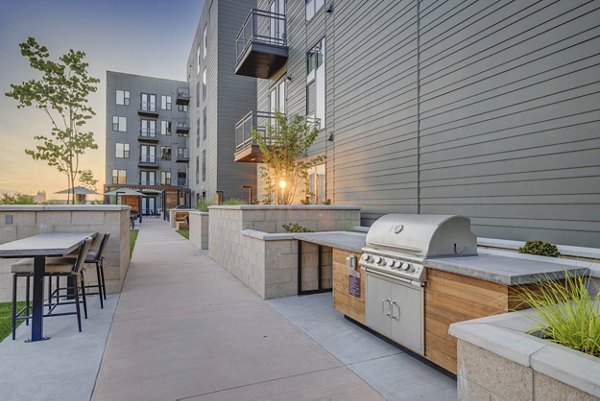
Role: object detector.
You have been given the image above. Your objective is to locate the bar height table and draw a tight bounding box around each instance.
[0,232,97,342]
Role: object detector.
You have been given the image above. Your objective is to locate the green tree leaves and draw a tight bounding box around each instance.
[5,37,99,204]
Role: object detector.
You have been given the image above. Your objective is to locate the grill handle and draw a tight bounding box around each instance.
[391,300,400,320]
[368,241,421,253]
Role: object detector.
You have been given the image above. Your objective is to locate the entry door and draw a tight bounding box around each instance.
[141,198,148,215]
[148,198,156,215]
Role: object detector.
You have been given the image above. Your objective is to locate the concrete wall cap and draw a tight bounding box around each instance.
[188,211,209,216]
[478,237,600,261]
[0,205,131,211]
[209,205,361,210]
[241,229,296,241]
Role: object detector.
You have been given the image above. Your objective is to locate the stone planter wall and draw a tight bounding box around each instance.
[189,211,209,250]
[0,205,131,302]
[208,205,360,299]
[450,309,600,401]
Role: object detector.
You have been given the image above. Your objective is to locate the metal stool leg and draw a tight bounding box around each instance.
[80,272,88,319]
[95,263,104,308]
[73,278,82,332]
[11,274,17,340]
[25,275,30,326]
[99,258,107,300]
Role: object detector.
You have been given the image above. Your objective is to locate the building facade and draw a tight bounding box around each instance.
[187,0,258,205]
[105,71,191,214]
[233,0,600,247]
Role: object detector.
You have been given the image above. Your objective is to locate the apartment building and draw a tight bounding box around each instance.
[187,0,258,205]
[232,0,600,247]
[105,71,191,214]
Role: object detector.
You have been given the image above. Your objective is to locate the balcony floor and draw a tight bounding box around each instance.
[1,219,456,401]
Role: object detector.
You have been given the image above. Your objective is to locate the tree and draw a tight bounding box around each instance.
[78,169,98,192]
[252,113,325,204]
[0,193,36,205]
[5,37,99,204]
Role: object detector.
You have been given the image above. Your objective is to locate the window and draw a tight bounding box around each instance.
[306,38,325,129]
[270,78,286,115]
[203,25,208,57]
[307,164,326,204]
[197,45,201,75]
[270,0,285,42]
[140,119,156,137]
[140,145,156,163]
[111,169,126,184]
[305,0,324,21]
[140,93,156,112]
[196,118,200,148]
[195,155,200,185]
[201,150,206,182]
[112,116,127,132]
[177,147,188,159]
[161,146,171,161]
[116,143,130,158]
[140,171,156,186]
[196,82,200,107]
[178,172,186,186]
[161,95,172,110]
[161,120,171,136]
[202,68,207,100]
[202,108,207,140]
[178,104,188,112]
[160,171,171,185]
[116,90,130,106]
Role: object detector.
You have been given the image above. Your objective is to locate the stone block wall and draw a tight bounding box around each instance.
[189,211,209,250]
[0,205,131,302]
[208,205,360,299]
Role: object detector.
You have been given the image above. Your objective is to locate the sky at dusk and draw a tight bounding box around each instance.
[0,0,203,199]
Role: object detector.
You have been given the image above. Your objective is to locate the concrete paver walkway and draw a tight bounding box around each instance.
[92,219,383,401]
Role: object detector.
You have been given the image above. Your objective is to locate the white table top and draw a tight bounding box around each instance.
[0,232,97,257]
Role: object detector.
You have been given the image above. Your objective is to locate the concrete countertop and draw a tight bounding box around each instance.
[294,231,366,254]
[293,231,590,285]
[425,252,589,286]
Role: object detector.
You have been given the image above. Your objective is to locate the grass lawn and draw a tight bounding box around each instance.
[0,301,25,340]
[177,230,189,240]
[130,229,139,257]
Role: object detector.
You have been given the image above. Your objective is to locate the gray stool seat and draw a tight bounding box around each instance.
[11,257,76,274]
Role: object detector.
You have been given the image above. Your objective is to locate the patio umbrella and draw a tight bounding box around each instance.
[104,187,145,223]
[55,186,99,204]
[55,186,99,195]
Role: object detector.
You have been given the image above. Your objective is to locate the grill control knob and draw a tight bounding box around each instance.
[374,256,382,264]
[394,260,402,268]
[403,263,412,271]
[361,254,369,261]
[378,258,386,266]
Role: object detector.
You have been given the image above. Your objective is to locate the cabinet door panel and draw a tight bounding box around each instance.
[366,274,392,338]
[390,283,424,355]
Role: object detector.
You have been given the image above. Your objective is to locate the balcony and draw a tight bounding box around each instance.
[138,130,159,143]
[176,87,190,105]
[234,111,282,163]
[176,149,189,163]
[235,9,288,79]
[138,156,159,169]
[176,121,190,135]
[138,102,159,118]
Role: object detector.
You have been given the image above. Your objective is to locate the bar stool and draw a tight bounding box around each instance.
[10,238,92,339]
[81,233,110,308]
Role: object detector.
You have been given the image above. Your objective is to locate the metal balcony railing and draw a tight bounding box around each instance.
[139,155,157,164]
[235,111,283,151]
[236,9,287,65]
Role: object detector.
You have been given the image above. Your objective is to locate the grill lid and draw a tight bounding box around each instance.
[365,214,477,258]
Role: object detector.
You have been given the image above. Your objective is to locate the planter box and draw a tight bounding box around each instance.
[189,211,209,250]
[449,308,600,401]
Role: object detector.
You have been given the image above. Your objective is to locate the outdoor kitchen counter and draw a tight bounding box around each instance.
[293,231,366,254]
[425,250,589,286]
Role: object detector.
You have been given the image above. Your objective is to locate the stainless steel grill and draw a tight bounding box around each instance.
[360,214,477,355]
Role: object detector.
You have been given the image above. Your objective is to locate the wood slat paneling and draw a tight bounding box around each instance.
[332,249,365,324]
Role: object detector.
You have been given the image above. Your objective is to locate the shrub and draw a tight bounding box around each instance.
[223,198,245,206]
[282,223,312,233]
[519,240,561,257]
[516,273,600,357]
[196,199,212,212]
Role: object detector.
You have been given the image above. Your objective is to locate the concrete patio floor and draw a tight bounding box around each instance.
[1,218,456,400]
